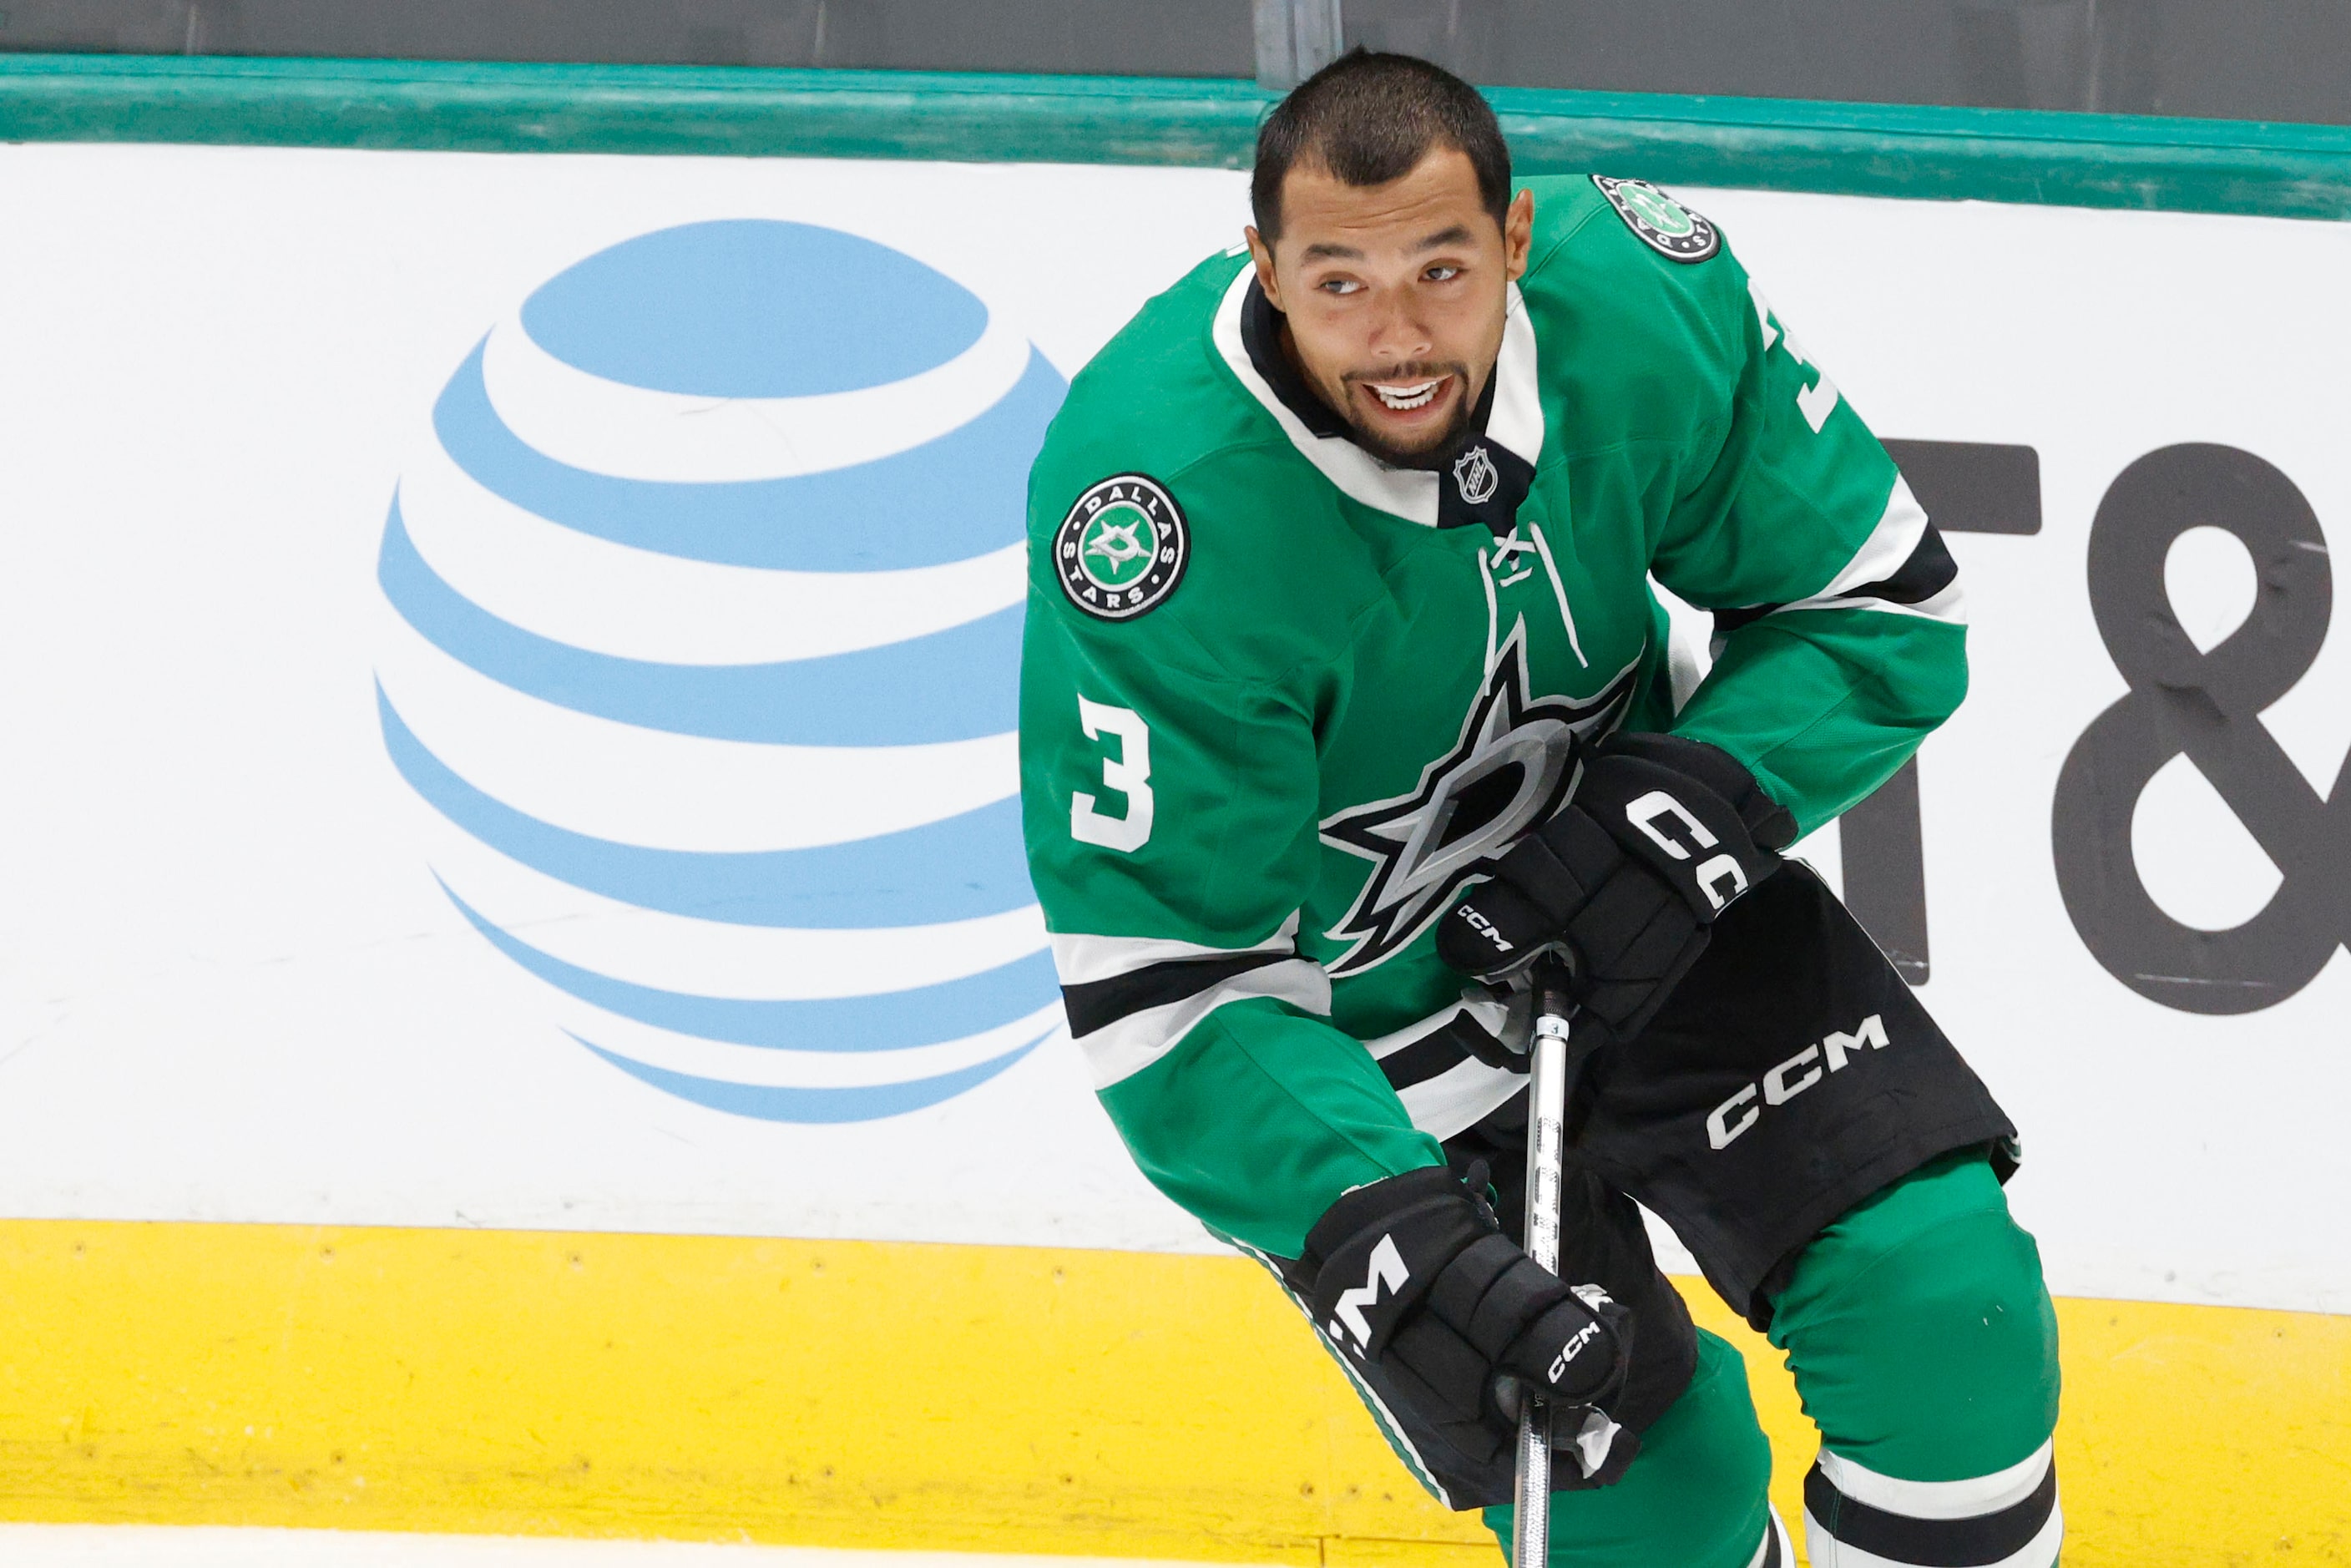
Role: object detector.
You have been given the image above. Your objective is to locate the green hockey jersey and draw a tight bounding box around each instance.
[1019,175,1965,1261]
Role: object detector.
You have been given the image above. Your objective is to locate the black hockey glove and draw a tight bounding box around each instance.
[1435,732,1794,1050]
[1297,1166,1640,1487]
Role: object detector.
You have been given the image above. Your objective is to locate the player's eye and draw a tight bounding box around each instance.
[1424,265,1462,282]
[1318,276,1363,296]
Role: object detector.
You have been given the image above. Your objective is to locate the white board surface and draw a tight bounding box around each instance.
[0,143,2343,1314]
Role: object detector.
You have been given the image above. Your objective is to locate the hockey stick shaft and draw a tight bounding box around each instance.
[1512,962,1579,1568]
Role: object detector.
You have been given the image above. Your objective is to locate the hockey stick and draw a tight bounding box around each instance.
[1511,957,1590,1568]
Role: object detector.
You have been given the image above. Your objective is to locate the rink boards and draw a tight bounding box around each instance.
[4,1220,2344,1565]
[0,115,2345,1568]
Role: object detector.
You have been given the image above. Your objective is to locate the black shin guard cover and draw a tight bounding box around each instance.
[1301,1168,1635,1479]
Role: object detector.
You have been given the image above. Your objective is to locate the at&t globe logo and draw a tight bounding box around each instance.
[375,220,1066,1122]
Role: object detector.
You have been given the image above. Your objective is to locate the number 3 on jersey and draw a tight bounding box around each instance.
[1072,697,1154,852]
[1747,279,1839,434]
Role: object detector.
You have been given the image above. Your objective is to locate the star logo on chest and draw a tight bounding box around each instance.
[1319,629,1638,976]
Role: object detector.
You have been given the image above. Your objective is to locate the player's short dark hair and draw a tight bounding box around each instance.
[1251,51,1512,245]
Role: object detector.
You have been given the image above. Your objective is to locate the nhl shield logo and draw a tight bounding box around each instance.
[1454,444,1499,506]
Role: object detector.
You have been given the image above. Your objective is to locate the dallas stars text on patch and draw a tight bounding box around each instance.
[1056,473,1191,621]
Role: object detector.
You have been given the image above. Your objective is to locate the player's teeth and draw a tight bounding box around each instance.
[1372,378,1442,411]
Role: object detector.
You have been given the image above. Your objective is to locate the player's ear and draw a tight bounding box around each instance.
[1245,225,1285,311]
[1503,190,1534,282]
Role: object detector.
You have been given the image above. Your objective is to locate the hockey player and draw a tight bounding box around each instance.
[1019,51,2060,1568]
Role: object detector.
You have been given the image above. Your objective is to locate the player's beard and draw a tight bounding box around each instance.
[1333,360,1479,468]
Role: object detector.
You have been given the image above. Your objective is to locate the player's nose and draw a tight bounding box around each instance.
[1364,286,1433,358]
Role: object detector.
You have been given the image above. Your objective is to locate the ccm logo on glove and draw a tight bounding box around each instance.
[1438,732,1796,1051]
[1289,1167,1639,1485]
[1456,905,1516,958]
[1328,1234,1408,1350]
[1550,1318,1605,1381]
[1624,790,1749,910]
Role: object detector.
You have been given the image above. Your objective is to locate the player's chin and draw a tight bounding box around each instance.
[1347,380,1463,455]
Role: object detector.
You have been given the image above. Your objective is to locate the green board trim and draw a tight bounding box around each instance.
[3,52,2349,220]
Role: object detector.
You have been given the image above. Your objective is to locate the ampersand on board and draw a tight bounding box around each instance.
[2052,443,2348,1014]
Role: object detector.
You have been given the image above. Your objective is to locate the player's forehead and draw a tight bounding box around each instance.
[1274,146,1499,266]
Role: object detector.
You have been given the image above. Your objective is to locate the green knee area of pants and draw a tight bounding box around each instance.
[1481,1328,1770,1568]
[1770,1149,2061,1483]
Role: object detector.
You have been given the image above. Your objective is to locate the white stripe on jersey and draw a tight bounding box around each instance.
[1769,476,1967,627]
[1361,995,1507,1059]
[1075,959,1332,1090]
[1397,1055,1528,1142]
[1049,913,1301,986]
[1813,474,1932,600]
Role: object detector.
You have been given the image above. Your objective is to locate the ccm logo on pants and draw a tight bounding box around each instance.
[1707,1014,1888,1151]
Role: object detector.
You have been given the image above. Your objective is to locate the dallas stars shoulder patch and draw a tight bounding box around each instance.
[1591,175,1720,264]
[1054,473,1191,621]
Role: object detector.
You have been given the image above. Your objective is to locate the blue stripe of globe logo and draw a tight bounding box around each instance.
[375,220,1066,1122]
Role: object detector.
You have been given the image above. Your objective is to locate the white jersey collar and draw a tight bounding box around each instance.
[1211,261,1545,528]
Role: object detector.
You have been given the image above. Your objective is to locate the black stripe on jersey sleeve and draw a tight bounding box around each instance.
[1843,523,1959,608]
[1711,524,1959,635]
[1712,600,1779,635]
[1059,948,1291,1039]
[1803,1459,2056,1566]
[1377,1012,1519,1091]
[1376,1024,1476,1092]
